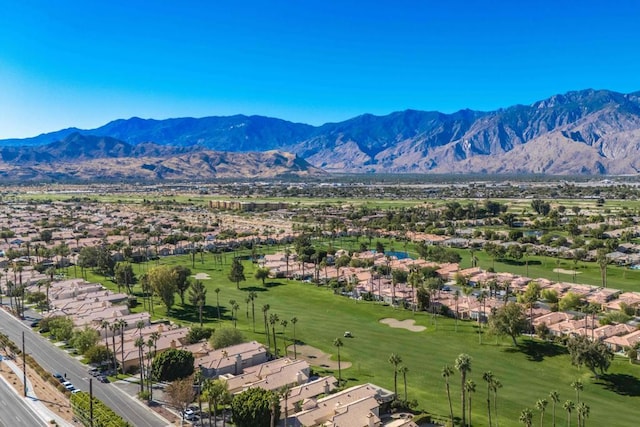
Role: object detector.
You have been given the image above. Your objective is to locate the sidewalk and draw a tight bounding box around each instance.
[0,356,73,426]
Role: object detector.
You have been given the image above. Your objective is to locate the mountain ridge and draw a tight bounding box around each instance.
[3,88,640,175]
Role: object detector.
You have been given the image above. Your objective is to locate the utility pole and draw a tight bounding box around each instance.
[89,378,94,427]
[22,331,26,397]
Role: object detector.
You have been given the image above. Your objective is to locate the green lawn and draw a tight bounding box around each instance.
[75,252,640,427]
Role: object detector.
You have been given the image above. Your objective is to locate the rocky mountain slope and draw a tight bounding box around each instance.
[0,134,322,181]
[3,88,640,175]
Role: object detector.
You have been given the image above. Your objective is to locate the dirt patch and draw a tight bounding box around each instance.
[193,273,212,280]
[379,318,426,332]
[552,268,580,275]
[0,356,79,425]
[286,344,352,370]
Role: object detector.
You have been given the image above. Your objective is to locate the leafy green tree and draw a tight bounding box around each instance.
[188,280,207,326]
[228,258,246,289]
[210,327,245,349]
[559,292,584,312]
[254,267,270,286]
[172,265,192,305]
[455,353,472,427]
[151,348,194,382]
[70,326,100,355]
[186,326,214,344]
[47,316,74,342]
[85,344,112,365]
[488,302,528,346]
[114,262,137,294]
[231,387,278,427]
[148,265,178,313]
[567,335,613,378]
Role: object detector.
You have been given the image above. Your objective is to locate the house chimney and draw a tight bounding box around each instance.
[170,339,176,349]
[235,354,242,375]
[367,412,376,427]
[324,380,330,395]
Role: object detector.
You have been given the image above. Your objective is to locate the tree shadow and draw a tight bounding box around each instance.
[503,340,568,362]
[242,286,268,292]
[596,373,640,396]
[264,281,285,288]
[170,305,229,323]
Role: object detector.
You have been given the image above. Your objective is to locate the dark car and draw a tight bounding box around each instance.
[53,373,64,382]
[97,375,109,383]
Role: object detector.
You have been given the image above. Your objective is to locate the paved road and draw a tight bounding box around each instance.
[0,308,168,427]
[0,372,47,427]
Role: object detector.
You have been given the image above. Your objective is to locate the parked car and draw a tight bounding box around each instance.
[53,373,64,382]
[183,409,197,420]
[97,375,109,383]
[343,331,353,338]
[88,368,99,376]
[71,389,81,394]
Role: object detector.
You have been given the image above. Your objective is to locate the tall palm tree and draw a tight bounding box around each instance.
[263,304,271,350]
[520,408,533,427]
[536,399,548,427]
[455,353,472,427]
[576,402,589,427]
[109,322,119,373]
[214,287,221,320]
[483,371,494,427]
[101,320,110,348]
[563,400,575,427]
[189,280,207,326]
[571,379,583,404]
[269,313,280,356]
[117,319,128,375]
[134,337,145,394]
[492,379,503,427]
[549,391,560,427]
[249,291,258,332]
[442,365,455,426]
[389,353,402,398]
[333,338,344,383]
[232,302,240,328]
[281,319,289,356]
[399,365,409,402]
[466,379,476,427]
[290,317,298,359]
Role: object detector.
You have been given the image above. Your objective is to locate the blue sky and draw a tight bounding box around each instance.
[1,0,639,138]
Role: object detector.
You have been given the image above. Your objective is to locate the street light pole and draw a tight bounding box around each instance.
[22,331,26,397]
[89,378,94,427]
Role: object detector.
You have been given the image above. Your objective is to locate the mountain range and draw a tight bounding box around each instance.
[3,88,640,179]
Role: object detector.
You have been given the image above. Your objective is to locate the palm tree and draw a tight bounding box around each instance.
[442,365,455,425]
[389,353,402,398]
[202,378,229,427]
[536,399,548,427]
[248,291,258,332]
[188,280,207,326]
[333,338,344,383]
[549,391,560,427]
[117,319,128,375]
[465,379,476,427]
[232,301,240,328]
[520,408,534,427]
[290,317,298,359]
[399,365,409,402]
[483,371,494,427]
[492,379,503,427]
[214,287,221,320]
[281,319,289,356]
[109,322,119,373]
[101,320,110,348]
[571,379,583,404]
[263,304,271,350]
[269,313,280,356]
[455,353,472,427]
[563,400,575,427]
[576,402,589,427]
[284,247,291,277]
[134,337,145,394]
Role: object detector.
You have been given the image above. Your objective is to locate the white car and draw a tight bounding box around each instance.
[183,409,196,420]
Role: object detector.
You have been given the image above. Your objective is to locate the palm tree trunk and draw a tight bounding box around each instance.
[446,382,454,425]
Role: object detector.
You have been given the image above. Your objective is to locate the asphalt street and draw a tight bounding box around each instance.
[0,371,47,427]
[0,307,168,427]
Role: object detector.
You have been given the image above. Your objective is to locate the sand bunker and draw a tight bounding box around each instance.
[286,344,352,370]
[552,268,580,275]
[192,273,212,280]
[379,318,426,332]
